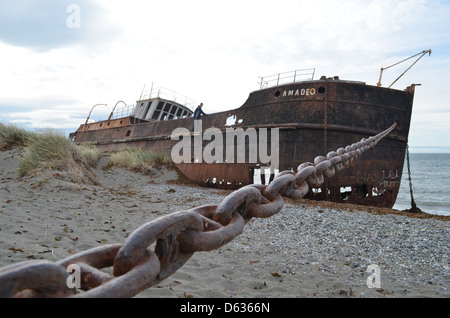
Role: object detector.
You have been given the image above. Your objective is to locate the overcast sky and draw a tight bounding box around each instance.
[0,0,449,152]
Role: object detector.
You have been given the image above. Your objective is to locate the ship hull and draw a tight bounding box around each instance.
[72,79,415,208]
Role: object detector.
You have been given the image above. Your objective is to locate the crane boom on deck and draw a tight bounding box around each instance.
[377,49,432,88]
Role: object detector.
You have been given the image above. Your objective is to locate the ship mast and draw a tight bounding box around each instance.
[377,49,432,88]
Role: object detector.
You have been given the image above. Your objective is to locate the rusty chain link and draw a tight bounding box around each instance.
[0,123,397,298]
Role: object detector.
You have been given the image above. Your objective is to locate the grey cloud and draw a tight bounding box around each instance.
[0,0,118,51]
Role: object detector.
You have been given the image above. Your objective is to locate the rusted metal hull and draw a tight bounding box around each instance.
[72,78,415,208]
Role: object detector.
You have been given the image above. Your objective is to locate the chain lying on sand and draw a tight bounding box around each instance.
[0,123,398,298]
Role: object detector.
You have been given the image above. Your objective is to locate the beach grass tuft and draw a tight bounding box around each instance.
[75,143,102,167]
[0,123,101,183]
[0,123,35,150]
[108,148,173,174]
[18,128,77,176]
[1,123,178,183]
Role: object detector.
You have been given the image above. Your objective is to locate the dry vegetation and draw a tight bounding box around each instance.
[0,123,34,150]
[106,148,174,175]
[0,123,175,184]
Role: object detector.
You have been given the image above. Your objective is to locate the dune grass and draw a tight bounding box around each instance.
[18,128,78,176]
[0,124,101,181]
[0,123,35,150]
[1,123,176,183]
[108,148,173,174]
[75,143,102,167]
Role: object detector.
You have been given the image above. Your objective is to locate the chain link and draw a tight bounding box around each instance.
[0,123,397,298]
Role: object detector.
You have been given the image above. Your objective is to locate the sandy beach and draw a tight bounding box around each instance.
[0,147,449,298]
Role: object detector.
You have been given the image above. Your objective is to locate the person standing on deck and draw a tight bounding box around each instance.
[193,103,206,132]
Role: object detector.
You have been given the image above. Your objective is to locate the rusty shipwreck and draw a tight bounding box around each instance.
[71,52,431,209]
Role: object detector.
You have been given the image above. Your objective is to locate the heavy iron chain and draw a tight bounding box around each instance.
[405,144,422,213]
[0,123,398,298]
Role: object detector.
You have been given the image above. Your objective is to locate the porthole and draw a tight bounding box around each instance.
[318,87,326,94]
[275,91,281,97]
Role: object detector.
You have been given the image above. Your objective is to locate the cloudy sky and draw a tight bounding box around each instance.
[1,0,449,152]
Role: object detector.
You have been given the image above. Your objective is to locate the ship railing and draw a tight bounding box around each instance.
[139,86,196,110]
[110,104,135,120]
[258,68,316,89]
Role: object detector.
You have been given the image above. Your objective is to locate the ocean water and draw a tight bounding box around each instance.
[393,153,450,216]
